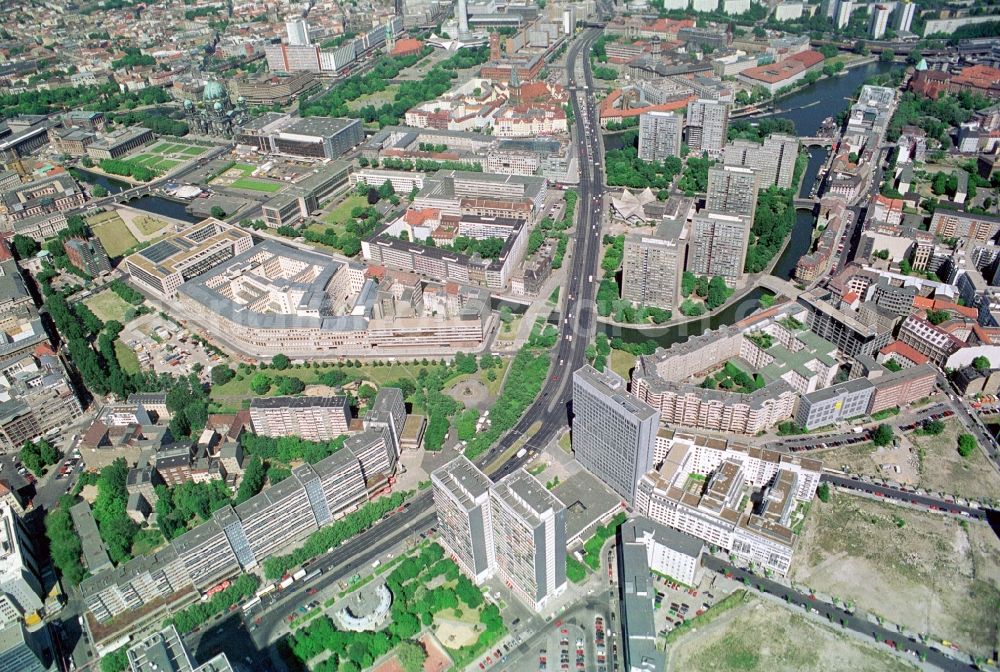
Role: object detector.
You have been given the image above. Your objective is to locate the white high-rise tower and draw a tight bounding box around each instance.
[457,0,470,35]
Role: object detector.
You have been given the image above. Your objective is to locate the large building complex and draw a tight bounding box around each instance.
[0,504,44,624]
[260,163,352,228]
[638,111,683,161]
[365,216,529,290]
[238,115,364,160]
[722,134,799,189]
[799,289,893,359]
[687,211,752,288]
[0,621,47,672]
[737,50,824,94]
[174,240,491,358]
[0,276,83,453]
[635,430,822,575]
[127,624,234,672]
[705,164,759,219]
[363,170,545,290]
[123,219,254,299]
[432,457,567,612]
[86,126,154,161]
[572,366,659,506]
[81,447,371,632]
[362,126,571,181]
[64,236,112,276]
[249,397,351,441]
[621,517,705,587]
[234,72,318,106]
[621,218,687,311]
[630,306,844,434]
[629,300,936,434]
[490,470,568,611]
[0,173,85,224]
[929,208,1000,245]
[616,517,705,672]
[263,17,403,74]
[685,98,729,154]
[431,456,496,584]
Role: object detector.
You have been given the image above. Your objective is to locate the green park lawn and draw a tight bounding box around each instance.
[609,348,635,380]
[84,291,133,323]
[345,85,399,111]
[115,340,142,374]
[210,359,501,405]
[232,162,256,176]
[181,145,205,156]
[230,177,283,193]
[321,194,368,231]
[150,142,172,153]
[154,158,181,170]
[89,212,139,257]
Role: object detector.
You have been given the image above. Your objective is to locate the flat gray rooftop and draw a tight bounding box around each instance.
[550,470,622,544]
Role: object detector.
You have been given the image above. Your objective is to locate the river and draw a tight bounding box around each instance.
[74,169,199,223]
[598,59,894,348]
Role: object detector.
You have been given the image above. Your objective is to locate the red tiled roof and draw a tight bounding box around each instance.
[391,38,423,56]
[600,90,694,119]
[404,208,440,226]
[952,64,1000,89]
[922,299,979,320]
[972,325,1000,345]
[880,341,930,365]
[788,50,824,68]
[33,343,56,357]
[646,18,694,33]
[741,50,822,85]
[874,194,904,210]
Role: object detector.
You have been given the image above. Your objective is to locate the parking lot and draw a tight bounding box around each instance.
[497,604,609,672]
[651,571,736,638]
[0,425,91,512]
[533,620,592,672]
[775,404,954,453]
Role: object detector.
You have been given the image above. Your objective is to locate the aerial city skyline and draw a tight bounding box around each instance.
[0,0,998,671]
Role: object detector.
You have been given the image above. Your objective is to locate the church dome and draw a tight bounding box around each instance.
[915,58,928,71]
[203,81,226,101]
[213,100,224,111]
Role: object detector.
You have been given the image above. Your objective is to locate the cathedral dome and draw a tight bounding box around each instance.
[203,81,226,101]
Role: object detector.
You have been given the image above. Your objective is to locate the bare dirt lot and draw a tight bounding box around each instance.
[909,420,1000,502]
[791,491,1000,656]
[667,595,916,672]
[817,441,908,482]
[818,420,1000,503]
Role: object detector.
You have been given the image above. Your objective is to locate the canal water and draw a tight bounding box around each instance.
[598,60,894,348]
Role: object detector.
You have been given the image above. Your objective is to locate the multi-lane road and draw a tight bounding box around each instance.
[486,27,606,480]
[185,503,435,661]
